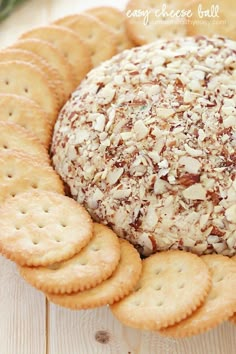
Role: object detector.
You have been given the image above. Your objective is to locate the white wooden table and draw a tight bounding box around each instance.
[0,1,235,353]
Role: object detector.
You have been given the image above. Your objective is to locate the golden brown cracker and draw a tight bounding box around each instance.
[59,13,117,67]
[0,94,52,148]
[187,0,236,40]
[0,190,93,267]
[85,7,134,52]
[47,239,142,309]
[160,255,236,337]
[0,121,50,164]
[20,25,92,85]
[0,61,59,123]
[52,14,80,27]
[0,48,66,106]
[12,39,76,98]
[125,0,187,45]
[0,150,64,204]
[110,250,211,331]
[20,223,121,294]
[228,256,236,325]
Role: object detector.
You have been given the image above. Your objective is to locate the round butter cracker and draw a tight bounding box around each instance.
[229,255,236,325]
[0,48,66,107]
[0,190,93,267]
[20,25,92,85]
[59,13,117,67]
[0,150,64,204]
[85,6,134,52]
[47,239,142,309]
[187,0,236,40]
[0,121,50,164]
[125,0,187,45]
[20,223,121,294]
[0,61,59,123]
[0,93,52,148]
[111,251,211,331]
[160,255,236,337]
[12,39,76,98]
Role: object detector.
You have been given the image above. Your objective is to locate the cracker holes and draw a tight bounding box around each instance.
[177,267,183,273]
[215,275,224,283]
[24,87,29,93]
[79,260,87,266]
[88,32,94,40]
[5,80,9,85]
[154,284,162,291]
[61,222,67,228]
[178,283,185,289]
[43,207,49,213]
[20,209,27,215]
[134,284,141,292]
[157,301,164,307]
[38,224,44,229]
[7,173,13,179]
[91,245,100,252]
[48,263,60,270]
[155,268,162,275]
[8,111,13,117]
[208,292,217,301]
[31,183,38,189]
[55,238,62,243]
[15,225,21,230]
[32,239,39,245]
[3,144,8,149]
[11,192,16,197]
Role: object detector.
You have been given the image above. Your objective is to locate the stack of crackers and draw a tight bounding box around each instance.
[0,191,142,309]
[0,2,143,319]
[0,0,137,316]
[0,0,235,339]
[111,253,236,337]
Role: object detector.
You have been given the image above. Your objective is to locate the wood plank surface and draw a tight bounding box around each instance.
[0,256,46,354]
[49,304,236,354]
[0,1,235,353]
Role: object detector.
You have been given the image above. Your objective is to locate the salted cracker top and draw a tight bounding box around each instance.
[52,36,236,256]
